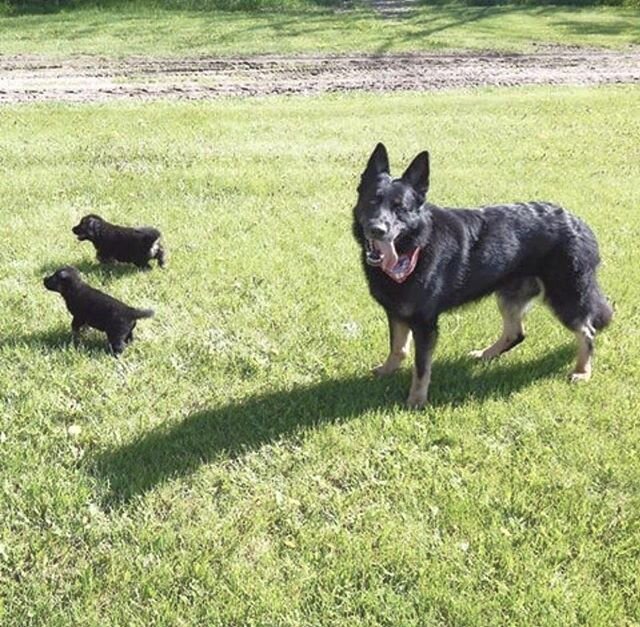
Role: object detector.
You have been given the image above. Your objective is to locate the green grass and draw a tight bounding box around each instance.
[0,86,639,624]
[1,3,639,56]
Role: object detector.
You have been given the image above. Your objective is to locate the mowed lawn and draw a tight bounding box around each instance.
[0,87,639,624]
[1,3,639,56]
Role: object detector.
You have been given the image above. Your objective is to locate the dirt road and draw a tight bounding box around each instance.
[1,47,638,103]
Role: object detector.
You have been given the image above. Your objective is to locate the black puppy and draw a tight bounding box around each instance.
[43,266,154,356]
[72,214,166,269]
[353,143,612,408]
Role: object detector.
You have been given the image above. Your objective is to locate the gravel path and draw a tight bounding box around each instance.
[1,48,639,103]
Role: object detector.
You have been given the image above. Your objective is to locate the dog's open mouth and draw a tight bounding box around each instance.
[365,239,399,272]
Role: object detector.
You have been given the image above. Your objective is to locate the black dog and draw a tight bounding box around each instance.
[72,214,166,269]
[353,143,613,408]
[43,266,154,356]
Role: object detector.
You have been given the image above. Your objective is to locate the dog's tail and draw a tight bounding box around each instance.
[591,288,614,330]
[132,307,155,320]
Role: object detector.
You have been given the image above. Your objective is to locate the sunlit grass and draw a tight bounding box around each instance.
[0,86,639,624]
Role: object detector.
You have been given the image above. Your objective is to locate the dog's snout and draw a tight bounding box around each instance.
[368,223,388,239]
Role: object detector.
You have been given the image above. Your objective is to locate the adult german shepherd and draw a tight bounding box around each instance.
[353,143,612,408]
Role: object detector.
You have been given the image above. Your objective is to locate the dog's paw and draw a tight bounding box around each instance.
[372,363,396,377]
[569,371,591,383]
[469,348,497,361]
[406,391,428,410]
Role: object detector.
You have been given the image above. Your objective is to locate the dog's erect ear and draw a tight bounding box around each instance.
[401,151,430,202]
[359,143,389,192]
[367,143,389,175]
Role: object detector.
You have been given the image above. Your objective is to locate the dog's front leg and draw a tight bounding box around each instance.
[71,317,86,347]
[373,314,411,376]
[406,321,438,409]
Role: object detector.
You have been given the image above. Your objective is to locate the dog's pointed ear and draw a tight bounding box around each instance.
[401,151,430,202]
[359,143,389,192]
[55,268,72,285]
[86,216,100,237]
[58,266,78,282]
[367,143,389,175]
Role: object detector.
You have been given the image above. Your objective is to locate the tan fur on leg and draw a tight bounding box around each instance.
[570,323,594,383]
[373,320,411,376]
[406,359,432,409]
[470,297,526,360]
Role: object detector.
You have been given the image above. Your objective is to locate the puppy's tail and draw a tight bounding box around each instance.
[132,307,155,320]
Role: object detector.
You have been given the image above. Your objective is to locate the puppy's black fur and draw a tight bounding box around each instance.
[72,214,166,269]
[353,143,612,408]
[43,266,154,356]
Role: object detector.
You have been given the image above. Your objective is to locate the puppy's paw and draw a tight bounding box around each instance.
[406,391,428,410]
[569,370,591,383]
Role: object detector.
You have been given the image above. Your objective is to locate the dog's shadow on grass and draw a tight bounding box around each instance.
[40,259,144,282]
[0,325,108,355]
[94,344,574,507]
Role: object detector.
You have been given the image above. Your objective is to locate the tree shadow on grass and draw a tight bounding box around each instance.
[549,15,640,40]
[94,343,573,506]
[3,0,347,16]
[5,0,627,16]
[372,4,559,53]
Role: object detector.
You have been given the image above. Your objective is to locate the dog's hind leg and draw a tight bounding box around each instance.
[406,321,438,409]
[125,322,136,344]
[470,277,541,360]
[570,322,595,382]
[545,278,610,382]
[155,243,167,268]
[150,238,166,268]
[373,315,411,376]
[107,326,130,357]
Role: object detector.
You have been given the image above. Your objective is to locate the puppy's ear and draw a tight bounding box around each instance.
[401,151,429,202]
[87,217,100,237]
[359,143,389,193]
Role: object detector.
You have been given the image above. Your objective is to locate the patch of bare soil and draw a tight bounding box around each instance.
[0,48,638,103]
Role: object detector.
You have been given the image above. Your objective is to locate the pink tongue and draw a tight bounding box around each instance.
[375,240,398,273]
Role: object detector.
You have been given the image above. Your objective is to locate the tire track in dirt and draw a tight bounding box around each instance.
[1,48,638,103]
